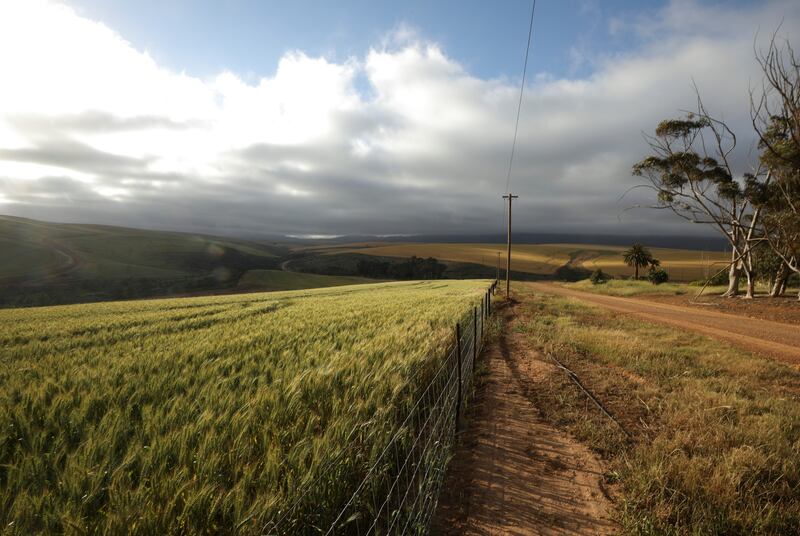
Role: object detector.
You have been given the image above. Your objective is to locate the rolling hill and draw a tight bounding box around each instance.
[1,215,733,307]
[0,215,287,306]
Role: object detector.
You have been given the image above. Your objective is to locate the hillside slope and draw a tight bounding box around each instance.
[0,215,286,306]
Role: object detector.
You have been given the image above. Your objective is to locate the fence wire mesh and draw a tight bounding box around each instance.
[263,282,496,535]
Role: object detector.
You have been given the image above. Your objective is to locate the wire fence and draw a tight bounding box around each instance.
[262,280,498,535]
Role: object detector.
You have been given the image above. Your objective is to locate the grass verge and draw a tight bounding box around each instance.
[564,279,727,297]
[513,284,800,534]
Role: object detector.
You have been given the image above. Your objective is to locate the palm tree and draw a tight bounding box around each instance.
[623,243,656,280]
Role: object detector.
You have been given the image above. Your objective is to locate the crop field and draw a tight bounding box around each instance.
[322,243,572,275]
[580,246,729,280]
[0,280,489,534]
[236,269,375,292]
[318,242,729,281]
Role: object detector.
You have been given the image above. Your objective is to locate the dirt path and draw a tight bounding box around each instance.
[431,304,617,535]
[530,283,800,365]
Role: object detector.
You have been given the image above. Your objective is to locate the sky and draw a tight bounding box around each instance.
[0,0,798,238]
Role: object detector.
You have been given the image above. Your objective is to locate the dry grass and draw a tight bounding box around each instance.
[512,283,800,534]
[564,279,734,297]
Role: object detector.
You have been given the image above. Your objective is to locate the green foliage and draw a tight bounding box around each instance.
[752,245,785,284]
[0,280,488,534]
[754,111,800,266]
[647,266,669,285]
[633,113,743,215]
[355,255,447,279]
[706,269,730,286]
[654,117,709,138]
[589,269,608,285]
[622,243,659,279]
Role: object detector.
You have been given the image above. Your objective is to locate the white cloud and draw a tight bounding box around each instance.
[0,0,798,236]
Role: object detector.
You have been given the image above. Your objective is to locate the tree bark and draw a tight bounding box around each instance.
[722,260,740,297]
[635,265,639,280]
[745,271,755,299]
[770,263,788,297]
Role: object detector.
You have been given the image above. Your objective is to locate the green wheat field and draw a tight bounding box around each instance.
[0,280,489,534]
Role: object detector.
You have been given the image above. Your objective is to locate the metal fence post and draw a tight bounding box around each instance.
[455,322,462,428]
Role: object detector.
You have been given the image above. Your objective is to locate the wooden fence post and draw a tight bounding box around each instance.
[480,299,484,338]
[472,307,477,371]
[455,322,462,428]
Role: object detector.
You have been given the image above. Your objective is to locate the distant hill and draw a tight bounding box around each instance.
[1,215,730,306]
[294,242,728,282]
[0,215,288,306]
[283,232,727,251]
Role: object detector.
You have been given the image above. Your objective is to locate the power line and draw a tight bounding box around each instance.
[503,0,537,195]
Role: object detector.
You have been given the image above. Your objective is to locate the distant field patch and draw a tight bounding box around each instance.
[582,246,729,281]
[237,269,376,291]
[327,243,572,275]
[322,242,728,281]
[0,280,488,534]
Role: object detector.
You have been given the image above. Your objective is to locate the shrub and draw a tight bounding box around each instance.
[706,269,729,286]
[589,269,608,285]
[648,267,669,285]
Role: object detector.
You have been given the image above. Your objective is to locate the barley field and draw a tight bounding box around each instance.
[0,280,489,534]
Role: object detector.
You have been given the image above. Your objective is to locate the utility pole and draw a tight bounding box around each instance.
[496,251,500,281]
[502,194,518,298]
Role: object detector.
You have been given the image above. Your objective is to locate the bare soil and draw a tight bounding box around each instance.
[431,303,617,535]
[531,283,800,365]
[639,292,800,325]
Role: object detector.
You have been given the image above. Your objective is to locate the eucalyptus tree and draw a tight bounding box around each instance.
[750,34,800,299]
[632,103,765,298]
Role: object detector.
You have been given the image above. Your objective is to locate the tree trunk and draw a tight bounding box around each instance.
[770,264,788,297]
[745,271,755,299]
[634,265,639,280]
[722,261,740,297]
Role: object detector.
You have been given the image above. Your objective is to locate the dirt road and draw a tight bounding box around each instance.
[529,283,800,365]
[432,304,616,535]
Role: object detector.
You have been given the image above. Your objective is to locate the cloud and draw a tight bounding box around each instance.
[0,0,798,237]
